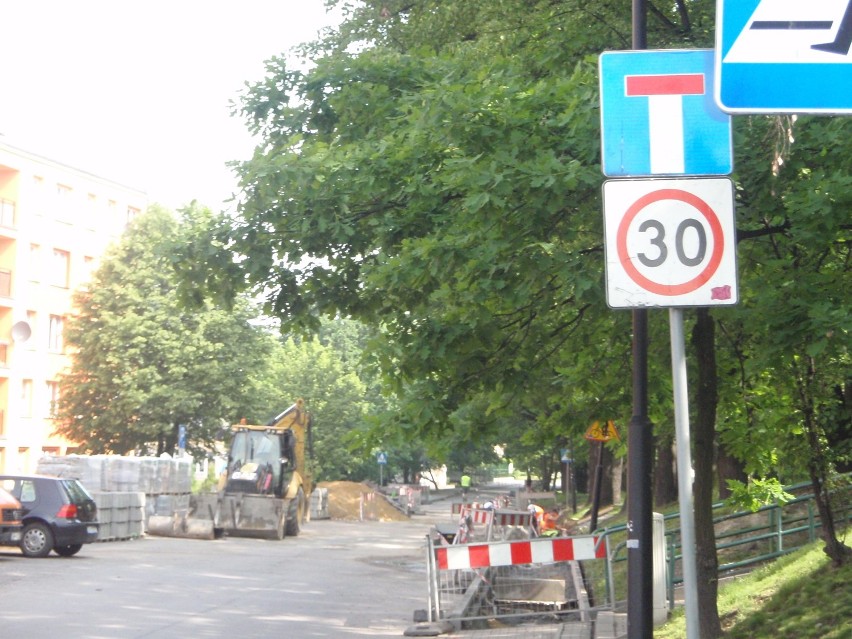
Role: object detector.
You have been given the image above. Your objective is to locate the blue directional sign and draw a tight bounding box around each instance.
[377,452,388,465]
[716,0,852,113]
[600,49,732,177]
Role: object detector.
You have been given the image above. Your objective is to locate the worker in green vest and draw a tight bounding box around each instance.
[460,473,471,498]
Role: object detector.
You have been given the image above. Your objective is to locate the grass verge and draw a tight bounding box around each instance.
[654,541,852,638]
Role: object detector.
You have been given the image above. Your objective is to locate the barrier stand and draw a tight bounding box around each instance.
[455,506,495,544]
[424,533,611,632]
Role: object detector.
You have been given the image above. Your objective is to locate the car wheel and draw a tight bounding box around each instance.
[54,544,83,557]
[21,522,54,558]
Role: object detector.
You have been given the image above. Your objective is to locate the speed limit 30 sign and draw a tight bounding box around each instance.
[603,177,738,308]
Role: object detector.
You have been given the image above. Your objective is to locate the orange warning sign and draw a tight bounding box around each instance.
[585,420,620,443]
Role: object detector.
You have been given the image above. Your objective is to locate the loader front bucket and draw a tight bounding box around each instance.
[219,494,289,540]
[145,493,220,540]
[146,512,216,540]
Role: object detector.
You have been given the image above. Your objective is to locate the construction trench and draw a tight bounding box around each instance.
[406,502,630,639]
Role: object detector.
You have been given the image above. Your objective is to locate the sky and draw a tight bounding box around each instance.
[0,0,340,211]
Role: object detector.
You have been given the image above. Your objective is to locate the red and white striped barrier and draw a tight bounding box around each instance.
[434,535,605,571]
[492,510,533,527]
[462,507,493,525]
[451,502,474,515]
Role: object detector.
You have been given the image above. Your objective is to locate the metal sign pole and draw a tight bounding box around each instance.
[669,308,700,638]
[627,2,654,638]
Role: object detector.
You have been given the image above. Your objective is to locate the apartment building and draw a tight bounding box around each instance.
[0,140,148,473]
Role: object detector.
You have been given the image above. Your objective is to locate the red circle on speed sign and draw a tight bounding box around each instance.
[616,188,724,296]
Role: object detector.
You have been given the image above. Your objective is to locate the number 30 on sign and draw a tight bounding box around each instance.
[602,177,738,308]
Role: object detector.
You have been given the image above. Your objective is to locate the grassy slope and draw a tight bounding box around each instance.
[654,542,852,638]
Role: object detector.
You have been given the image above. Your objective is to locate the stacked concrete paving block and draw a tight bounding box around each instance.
[37,454,193,541]
[92,491,146,541]
[310,487,329,520]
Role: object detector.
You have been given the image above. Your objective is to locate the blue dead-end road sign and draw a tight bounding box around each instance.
[716,0,852,113]
[600,49,732,177]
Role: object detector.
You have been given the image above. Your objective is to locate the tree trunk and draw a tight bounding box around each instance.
[691,309,722,638]
[600,445,615,505]
[654,432,678,506]
[587,443,614,506]
[611,454,624,507]
[798,359,851,566]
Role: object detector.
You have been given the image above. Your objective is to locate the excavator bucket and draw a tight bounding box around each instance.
[218,493,289,540]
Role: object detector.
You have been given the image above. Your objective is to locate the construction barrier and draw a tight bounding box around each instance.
[360,491,379,521]
[445,506,536,545]
[425,532,612,632]
[397,485,423,514]
[489,510,536,541]
[435,536,606,571]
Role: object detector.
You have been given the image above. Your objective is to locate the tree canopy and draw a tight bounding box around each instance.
[172,0,850,575]
[56,206,269,456]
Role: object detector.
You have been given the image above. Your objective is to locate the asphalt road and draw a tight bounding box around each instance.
[0,502,456,639]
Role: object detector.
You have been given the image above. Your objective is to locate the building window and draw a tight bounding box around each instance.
[107,199,118,234]
[46,381,60,418]
[51,249,70,288]
[55,184,73,221]
[18,448,30,473]
[48,315,64,352]
[0,198,15,227]
[31,176,46,216]
[26,311,36,349]
[81,256,96,286]
[29,243,41,282]
[21,380,33,418]
[126,205,140,225]
[0,269,11,297]
[86,193,98,229]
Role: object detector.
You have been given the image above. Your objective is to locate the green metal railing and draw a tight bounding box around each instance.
[597,478,851,611]
[664,480,851,606]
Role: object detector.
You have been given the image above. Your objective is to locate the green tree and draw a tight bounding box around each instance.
[717,115,852,565]
[55,205,267,457]
[255,336,368,483]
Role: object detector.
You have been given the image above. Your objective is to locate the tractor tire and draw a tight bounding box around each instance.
[285,488,305,537]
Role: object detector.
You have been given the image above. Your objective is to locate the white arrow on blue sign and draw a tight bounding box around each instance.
[716,0,852,113]
[599,49,732,178]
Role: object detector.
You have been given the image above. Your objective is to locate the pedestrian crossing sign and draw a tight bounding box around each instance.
[716,0,852,113]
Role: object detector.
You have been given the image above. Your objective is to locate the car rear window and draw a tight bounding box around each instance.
[20,480,37,503]
[61,479,94,504]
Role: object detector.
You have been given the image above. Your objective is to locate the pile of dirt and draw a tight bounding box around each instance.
[318,480,410,522]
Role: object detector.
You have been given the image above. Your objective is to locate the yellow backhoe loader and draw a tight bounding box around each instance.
[148,399,311,540]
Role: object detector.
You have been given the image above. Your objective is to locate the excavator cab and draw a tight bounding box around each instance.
[225,428,297,498]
